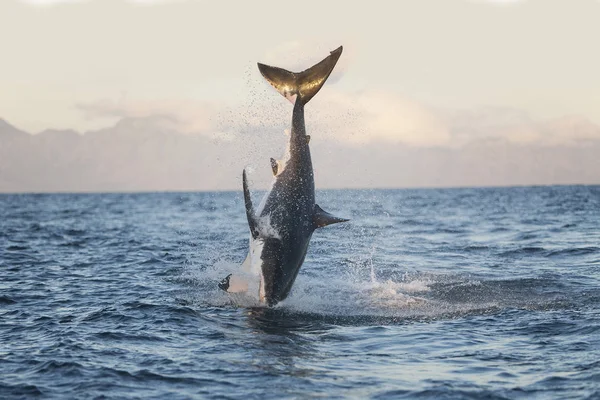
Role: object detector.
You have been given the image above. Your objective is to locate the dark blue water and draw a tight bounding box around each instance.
[1,186,599,399]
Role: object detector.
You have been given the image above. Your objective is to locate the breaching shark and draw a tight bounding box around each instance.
[219,46,349,306]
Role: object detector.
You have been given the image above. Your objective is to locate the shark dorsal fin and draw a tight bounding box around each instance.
[243,169,259,239]
[270,158,278,176]
[313,204,349,229]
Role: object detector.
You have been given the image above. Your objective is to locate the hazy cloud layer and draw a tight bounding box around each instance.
[77,98,221,137]
[75,90,600,148]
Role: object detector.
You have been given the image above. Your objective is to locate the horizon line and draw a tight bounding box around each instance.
[1,182,598,196]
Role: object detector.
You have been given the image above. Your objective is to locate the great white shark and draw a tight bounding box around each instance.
[219,46,348,306]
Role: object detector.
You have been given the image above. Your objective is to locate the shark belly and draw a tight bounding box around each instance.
[257,174,314,305]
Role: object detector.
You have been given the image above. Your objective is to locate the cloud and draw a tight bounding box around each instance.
[227,87,600,148]
[440,106,600,146]
[540,115,600,144]
[77,90,600,149]
[208,89,452,147]
[312,90,451,146]
[75,89,452,147]
[76,98,225,137]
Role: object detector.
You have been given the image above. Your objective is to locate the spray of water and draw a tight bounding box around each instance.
[175,245,566,323]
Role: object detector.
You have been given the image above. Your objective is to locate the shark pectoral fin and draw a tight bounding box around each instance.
[313,204,349,229]
[243,169,259,239]
[270,158,278,175]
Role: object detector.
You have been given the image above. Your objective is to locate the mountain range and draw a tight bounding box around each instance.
[1,116,599,193]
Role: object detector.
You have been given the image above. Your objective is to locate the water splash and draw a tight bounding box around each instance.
[177,252,568,323]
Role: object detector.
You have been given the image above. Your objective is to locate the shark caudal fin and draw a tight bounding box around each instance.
[257,46,342,106]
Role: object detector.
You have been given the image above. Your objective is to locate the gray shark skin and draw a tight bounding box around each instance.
[219,46,348,306]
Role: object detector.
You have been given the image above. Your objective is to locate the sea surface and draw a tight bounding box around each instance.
[1,186,599,399]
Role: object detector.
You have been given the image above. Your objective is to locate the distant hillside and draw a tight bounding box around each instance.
[1,117,599,193]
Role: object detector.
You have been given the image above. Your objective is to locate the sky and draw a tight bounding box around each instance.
[1,0,600,192]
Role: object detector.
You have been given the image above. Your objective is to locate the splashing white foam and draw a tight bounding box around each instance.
[178,254,435,314]
[256,214,281,240]
[281,271,431,316]
[177,243,561,321]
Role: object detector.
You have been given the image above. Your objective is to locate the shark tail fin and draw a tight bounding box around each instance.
[257,46,343,106]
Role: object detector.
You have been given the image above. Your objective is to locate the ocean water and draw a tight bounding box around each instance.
[1,186,599,399]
